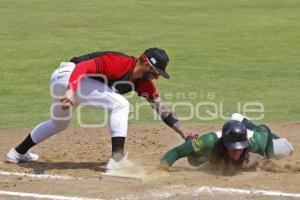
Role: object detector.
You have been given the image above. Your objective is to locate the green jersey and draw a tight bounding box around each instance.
[162,123,274,167]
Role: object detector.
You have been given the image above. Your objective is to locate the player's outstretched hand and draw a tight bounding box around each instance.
[158,160,170,172]
[61,89,75,110]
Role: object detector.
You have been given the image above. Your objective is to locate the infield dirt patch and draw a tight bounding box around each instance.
[0,122,299,199]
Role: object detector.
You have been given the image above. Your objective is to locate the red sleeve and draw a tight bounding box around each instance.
[135,80,159,100]
[68,59,96,92]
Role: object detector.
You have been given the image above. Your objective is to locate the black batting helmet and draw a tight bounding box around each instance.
[222,120,249,150]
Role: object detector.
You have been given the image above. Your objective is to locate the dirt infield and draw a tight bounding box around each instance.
[0,122,299,200]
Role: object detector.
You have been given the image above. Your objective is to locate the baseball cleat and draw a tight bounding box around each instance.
[231,113,249,122]
[5,148,39,164]
[106,154,134,172]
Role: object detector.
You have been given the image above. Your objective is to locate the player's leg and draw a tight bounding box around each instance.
[253,125,293,158]
[105,93,132,171]
[30,63,76,144]
[231,113,281,138]
[230,113,257,130]
[5,62,75,163]
[75,77,131,170]
[251,123,294,157]
[5,102,74,163]
[231,113,294,158]
[273,138,294,158]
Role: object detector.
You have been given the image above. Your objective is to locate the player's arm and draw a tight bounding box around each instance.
[160,132,218,168]
[160,139,194,168]
[61,59,97,110]
[67,59,96,92]
[147,97,186,139]
[136,80,187,139]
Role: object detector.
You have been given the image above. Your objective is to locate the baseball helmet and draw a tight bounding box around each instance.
[222,120,249,150]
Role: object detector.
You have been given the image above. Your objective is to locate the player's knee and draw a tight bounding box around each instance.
[112,97,129,112]
[121,98,129,110]
[51,119,70,133]
[283,139,294,155]
[273,138,294,158]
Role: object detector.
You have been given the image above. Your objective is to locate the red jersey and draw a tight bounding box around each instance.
[68,51,159,100]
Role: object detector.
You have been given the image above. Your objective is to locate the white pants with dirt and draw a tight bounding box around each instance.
[273,138,294,158]
[30,62,129,144]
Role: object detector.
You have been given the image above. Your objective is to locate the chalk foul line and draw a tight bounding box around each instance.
[147,184,300,199]
[0,170,299,199]
[0,170,82,180]
[0,190,103,200]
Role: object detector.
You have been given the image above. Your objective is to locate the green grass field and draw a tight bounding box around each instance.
[1,0,299,128]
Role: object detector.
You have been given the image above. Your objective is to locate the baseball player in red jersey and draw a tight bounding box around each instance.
[5,48,187,171]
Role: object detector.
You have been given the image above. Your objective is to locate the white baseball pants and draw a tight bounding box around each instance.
[30,62,129,144]
[273,138,294,158]
[231,113,294,158]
